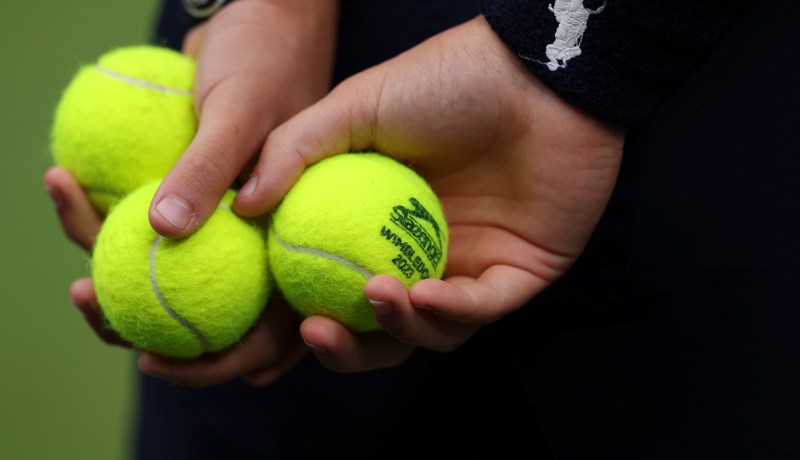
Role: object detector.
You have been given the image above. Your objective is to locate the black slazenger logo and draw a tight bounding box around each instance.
[379,197,444,279]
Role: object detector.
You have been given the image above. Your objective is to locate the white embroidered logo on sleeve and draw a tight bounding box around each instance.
[544,0,605,71]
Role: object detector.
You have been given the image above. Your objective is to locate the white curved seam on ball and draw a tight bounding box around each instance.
[96,65,193,96]
[272,231,374,279]
[149,235,212,353]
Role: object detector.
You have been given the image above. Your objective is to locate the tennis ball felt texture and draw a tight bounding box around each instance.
[51,45,197,214]
[92,181,270,358]
[268,152,449,332]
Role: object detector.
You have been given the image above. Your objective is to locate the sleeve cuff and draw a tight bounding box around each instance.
[481,0,745,128]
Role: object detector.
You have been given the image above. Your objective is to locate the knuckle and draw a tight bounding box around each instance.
[177,147,234,194]
[194,149,230,184]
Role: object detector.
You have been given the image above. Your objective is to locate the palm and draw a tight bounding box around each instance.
[240,17,624,366]
[353,18,623,320]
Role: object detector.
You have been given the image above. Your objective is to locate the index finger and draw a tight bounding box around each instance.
[44,167,102,252]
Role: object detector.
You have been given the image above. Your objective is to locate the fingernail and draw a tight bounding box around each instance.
[46,186,64,210]
[238,175,258,198]
[412,302,433,312]
[369,299,393,316]
[304,341,329,354]
[155,195,192,230]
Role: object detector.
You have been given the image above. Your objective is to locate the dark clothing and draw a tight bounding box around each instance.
[140,1,800,458]
[482,0,748,127]
[505,2,800,457]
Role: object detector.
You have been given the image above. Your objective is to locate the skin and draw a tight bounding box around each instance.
[149,0,339,237]
[44,8,624,387]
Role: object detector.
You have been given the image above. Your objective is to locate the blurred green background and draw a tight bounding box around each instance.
[1,2,160,458]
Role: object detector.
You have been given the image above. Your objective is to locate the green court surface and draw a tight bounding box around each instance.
[1,2,160,458]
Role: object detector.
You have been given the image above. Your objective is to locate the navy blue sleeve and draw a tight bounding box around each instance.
[153,0,198,50]
[480,0,747,127]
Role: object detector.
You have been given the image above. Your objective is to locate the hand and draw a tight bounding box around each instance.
[136,298,307,388]
[148,0,338,238]
[44,1,340,387]
[234,16,626,373]
[45,0,339,386]
[44,167,308,387]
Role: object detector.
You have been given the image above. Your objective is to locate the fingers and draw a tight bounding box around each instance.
[147,71,274,237]
[296,267,532,374]
[410,265,544,323]
[299,315,416,373]
[234,70,382,216]
[312,266,542,362]
[148,18,255,237]
[148,8,271,237]
[150,1,338,237]
[69,278,130,348]
[44,167,102,252]
[138,301,305,388]
[366,275,482,353]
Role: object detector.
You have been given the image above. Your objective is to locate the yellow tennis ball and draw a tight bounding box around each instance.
[92,182,270,358]
[268,152,449,332]
[51,45,197,214]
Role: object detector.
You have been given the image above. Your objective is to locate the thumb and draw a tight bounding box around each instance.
[147,0,338,237]
[148,70,273,237]
[234,70,384,217]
